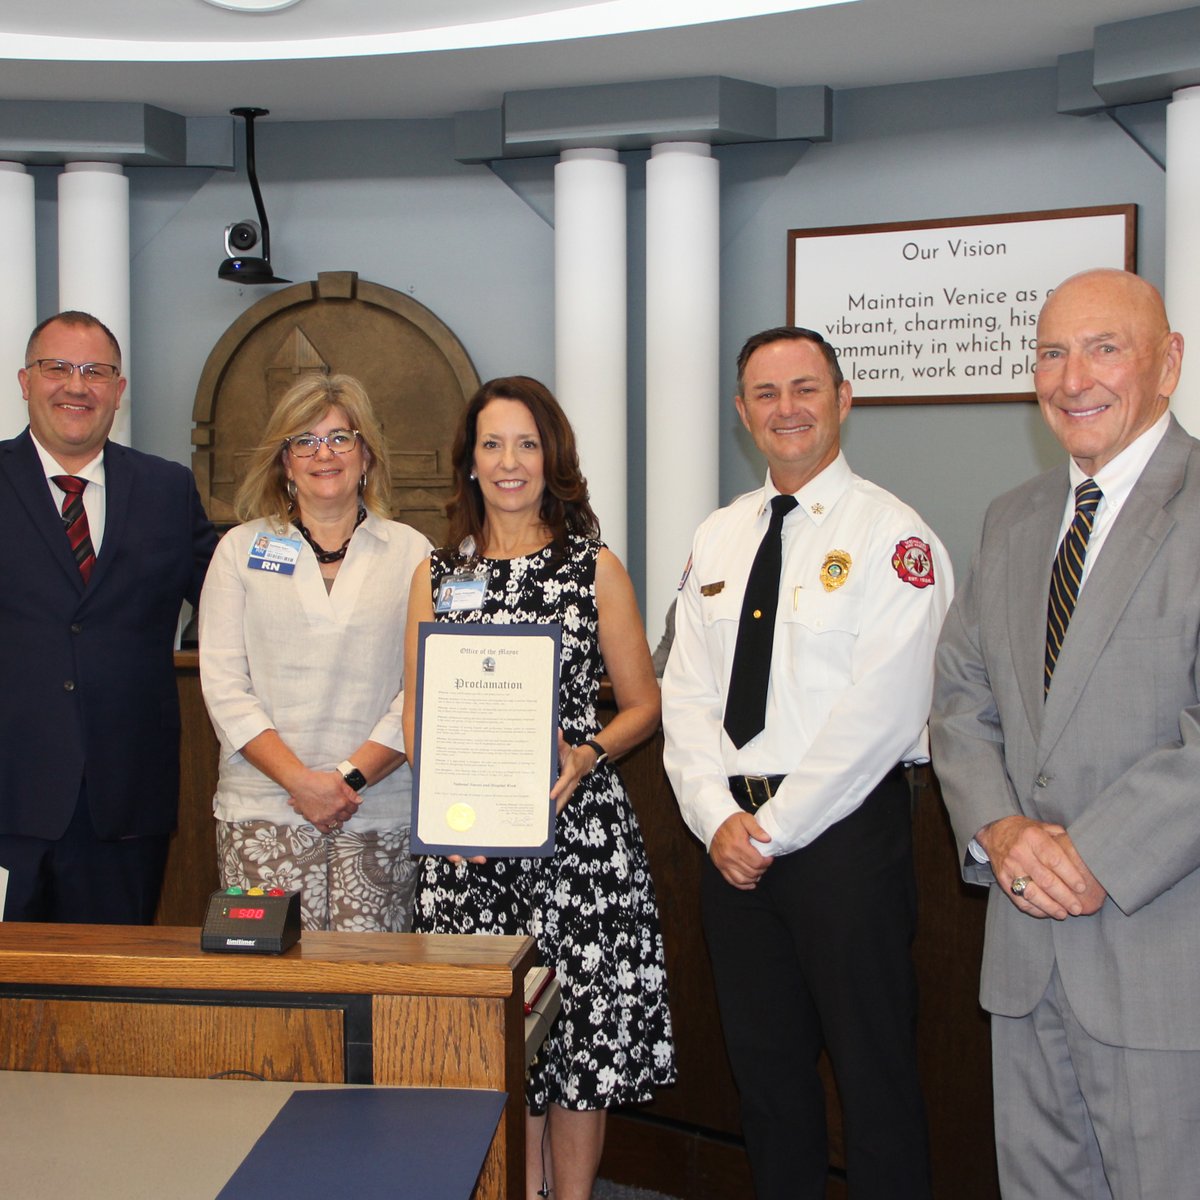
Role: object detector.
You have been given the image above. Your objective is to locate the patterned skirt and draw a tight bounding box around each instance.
[217,819,418,933]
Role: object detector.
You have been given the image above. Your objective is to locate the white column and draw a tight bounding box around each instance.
[58,162,131,445]
[645,141,720,640]
[0,163,36,438]
[554,148,627,561]
[1166,86,1200,434]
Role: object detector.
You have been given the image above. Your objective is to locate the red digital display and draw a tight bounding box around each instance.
[224,907,266,920]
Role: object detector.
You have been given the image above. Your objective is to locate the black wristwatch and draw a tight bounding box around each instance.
[583,739,609,770]
[338,759,368,792]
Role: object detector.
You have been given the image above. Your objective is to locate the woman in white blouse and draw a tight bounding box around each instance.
[199,375,430,931]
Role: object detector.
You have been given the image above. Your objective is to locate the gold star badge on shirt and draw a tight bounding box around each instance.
[820,550,852,592]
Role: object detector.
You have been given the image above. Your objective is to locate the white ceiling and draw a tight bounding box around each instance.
[0,0,846,49]
[0,0,1189,122]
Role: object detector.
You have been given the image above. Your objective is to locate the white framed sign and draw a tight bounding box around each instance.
[787,205,1136,405]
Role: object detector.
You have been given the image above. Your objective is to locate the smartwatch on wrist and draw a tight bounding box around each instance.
[338,759,367,792]
[583,739,609,769]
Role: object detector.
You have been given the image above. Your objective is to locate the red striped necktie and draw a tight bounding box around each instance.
[51,474,96,584]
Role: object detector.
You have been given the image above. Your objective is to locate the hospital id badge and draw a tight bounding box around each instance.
[434,571,486,613]
[246,532,302,575]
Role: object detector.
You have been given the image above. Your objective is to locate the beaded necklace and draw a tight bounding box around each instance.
[293,505,367,564]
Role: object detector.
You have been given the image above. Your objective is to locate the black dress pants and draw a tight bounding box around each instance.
[0,783,169,924]
[701,770,931,1200]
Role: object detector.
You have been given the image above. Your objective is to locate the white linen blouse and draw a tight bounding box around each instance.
[199,514,431,831]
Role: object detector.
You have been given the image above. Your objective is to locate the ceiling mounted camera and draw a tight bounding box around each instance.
[224,220,260,257]
[218,107,290,285]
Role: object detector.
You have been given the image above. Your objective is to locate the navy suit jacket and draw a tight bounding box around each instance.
[0,429,217,840]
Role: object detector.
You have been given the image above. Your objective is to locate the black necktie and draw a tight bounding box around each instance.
[724,494,798,749]
[1044,477,1102,696]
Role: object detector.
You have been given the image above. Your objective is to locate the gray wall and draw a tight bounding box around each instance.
[27,65,1167,602]
[120,118,555,466]
[715,68,1164,586]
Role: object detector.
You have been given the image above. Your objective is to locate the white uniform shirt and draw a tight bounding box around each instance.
[199,514,431,830]
[662,453,953,858]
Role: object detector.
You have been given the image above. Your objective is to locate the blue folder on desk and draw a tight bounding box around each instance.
[217,1087,506,1199]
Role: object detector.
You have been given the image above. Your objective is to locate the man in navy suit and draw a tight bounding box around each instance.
[0,311,216,923]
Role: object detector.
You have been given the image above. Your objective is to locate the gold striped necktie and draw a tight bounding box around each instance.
[1044,477,1102,696]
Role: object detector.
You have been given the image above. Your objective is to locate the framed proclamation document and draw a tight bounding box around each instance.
[411,622,561,857]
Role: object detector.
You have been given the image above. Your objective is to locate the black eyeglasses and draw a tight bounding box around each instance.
[27,359,121,383]
[283,429,360,457]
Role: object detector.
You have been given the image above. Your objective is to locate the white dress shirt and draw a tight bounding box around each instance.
[1064,410,1170,589]
[199,514,430,830]
[31,434,106,552]
[662,453,953,858]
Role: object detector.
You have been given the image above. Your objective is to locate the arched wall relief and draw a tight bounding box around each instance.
[192,271,480,546]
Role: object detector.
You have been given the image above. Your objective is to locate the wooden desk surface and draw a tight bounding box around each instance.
[0,923,535,998]
[0,924,536,1199]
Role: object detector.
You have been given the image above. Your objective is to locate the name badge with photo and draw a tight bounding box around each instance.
[246,532,302,576]
[435,572,487,614]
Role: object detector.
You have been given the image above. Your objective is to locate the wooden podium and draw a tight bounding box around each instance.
[0,923,536,1199]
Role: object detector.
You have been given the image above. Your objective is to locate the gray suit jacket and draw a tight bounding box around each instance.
[932,416,1200,1050]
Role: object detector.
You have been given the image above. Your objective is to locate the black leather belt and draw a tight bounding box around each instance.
[727,774,786,812]
[728,763,908,814]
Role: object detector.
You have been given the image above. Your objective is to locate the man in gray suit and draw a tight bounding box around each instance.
[932,268,1200,1198]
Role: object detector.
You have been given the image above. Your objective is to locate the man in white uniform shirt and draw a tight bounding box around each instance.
[662,327,950,1199]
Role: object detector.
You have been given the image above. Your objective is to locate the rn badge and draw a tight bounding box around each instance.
[820,550,852,592]
[892,537,936,588]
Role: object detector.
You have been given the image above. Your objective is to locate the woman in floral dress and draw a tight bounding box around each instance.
[403,377,675,1200]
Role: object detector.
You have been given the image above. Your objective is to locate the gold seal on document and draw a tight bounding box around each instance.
[446,803,476,832]
[820,550,852,592]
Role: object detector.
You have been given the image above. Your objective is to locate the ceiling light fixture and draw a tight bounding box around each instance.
[200,0,304,12]
[9,1,850,61]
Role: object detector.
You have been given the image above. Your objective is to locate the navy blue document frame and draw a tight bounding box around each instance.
[412,621,561,857]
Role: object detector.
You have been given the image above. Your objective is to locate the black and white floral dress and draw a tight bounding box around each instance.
[414,536,676,1112]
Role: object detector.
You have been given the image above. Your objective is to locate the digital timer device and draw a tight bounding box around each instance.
[200,887,302,954]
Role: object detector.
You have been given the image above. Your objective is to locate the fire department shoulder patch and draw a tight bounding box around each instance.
[892,537,935,588]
